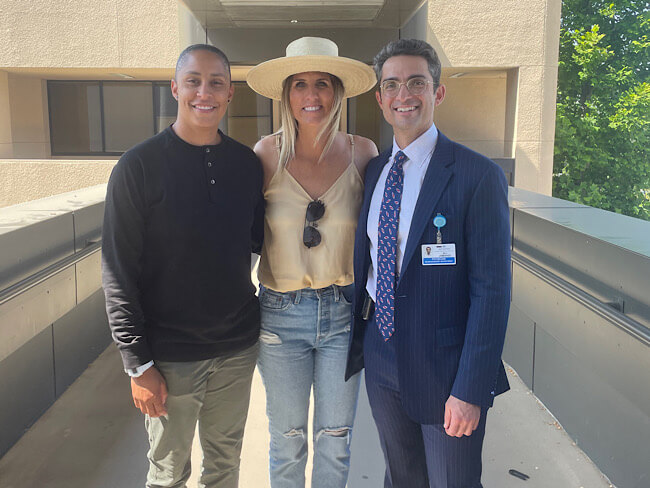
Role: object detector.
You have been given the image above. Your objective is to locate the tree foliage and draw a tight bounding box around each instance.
[554,0,650,220]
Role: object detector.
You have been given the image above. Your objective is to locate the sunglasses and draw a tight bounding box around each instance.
[303,200,325,248]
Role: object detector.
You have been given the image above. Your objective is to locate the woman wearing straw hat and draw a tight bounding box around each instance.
[247,37,378,487]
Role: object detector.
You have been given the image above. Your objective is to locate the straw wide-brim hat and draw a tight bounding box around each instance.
[246,37,377,100]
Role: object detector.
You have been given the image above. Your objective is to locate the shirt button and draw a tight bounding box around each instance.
[205,148,210,153]
[210,179,216,185]
[207,162,212,167]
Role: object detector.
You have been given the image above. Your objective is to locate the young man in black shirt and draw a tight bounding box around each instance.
[102,44,264,488]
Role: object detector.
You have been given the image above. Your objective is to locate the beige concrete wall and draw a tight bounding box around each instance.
[0,72,12,158]
[0,160,116,208]
[0,0,180,69]
[179,1,208,48]
[435,74,507,159]
[504,68,519,158]
[0,1,196,160]
[6,75,50,158]
[427,0,562,194]
[0,0,560,196]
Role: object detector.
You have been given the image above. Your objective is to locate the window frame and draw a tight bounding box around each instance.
[47,80,173,157]
[47,80,274,156]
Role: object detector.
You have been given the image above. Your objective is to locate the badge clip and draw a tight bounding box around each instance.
[433,213,446,244]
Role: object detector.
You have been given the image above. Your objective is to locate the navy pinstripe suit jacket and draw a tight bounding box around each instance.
[345,132,511,424]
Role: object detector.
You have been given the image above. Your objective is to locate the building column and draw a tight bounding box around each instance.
[7,74,51,159]
[0,71,13,158]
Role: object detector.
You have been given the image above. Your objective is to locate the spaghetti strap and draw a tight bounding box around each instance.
[271,133,282,177]
[347,133,362,182]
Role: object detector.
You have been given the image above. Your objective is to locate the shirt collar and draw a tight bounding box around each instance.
[390,122,439,168]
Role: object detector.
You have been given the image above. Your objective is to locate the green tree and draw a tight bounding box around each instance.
[554,0,650,220]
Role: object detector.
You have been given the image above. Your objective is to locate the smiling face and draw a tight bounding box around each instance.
[288,72,335,127]
[376,55,445,148]
[171,49,234,138]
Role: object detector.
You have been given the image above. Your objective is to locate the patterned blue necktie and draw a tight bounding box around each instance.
[375,151,407,341]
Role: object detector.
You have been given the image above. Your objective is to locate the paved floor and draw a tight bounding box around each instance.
[0,346,614,488]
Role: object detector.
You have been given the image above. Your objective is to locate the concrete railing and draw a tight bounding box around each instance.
[504,187,650,488]
[0,185,110,456]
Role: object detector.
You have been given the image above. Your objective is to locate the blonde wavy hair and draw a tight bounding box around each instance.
[276,73,345,170]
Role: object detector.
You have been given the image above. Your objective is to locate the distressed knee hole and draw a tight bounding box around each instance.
[282,428,305,439]
[259,330,282,345]
[315,426,351,442]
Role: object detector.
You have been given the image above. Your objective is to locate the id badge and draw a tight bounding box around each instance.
[422,244,456,266]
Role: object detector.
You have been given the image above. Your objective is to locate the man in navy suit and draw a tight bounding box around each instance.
[346,39,511,487]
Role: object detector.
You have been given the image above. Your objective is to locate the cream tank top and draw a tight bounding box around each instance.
[258,135,363,292]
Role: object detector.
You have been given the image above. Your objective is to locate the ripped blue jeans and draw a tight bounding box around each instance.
[257,284,360,488]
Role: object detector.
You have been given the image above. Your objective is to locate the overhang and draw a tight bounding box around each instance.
[181,0,427,29]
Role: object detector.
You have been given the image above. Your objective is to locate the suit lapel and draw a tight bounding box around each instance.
[400,133,454,282]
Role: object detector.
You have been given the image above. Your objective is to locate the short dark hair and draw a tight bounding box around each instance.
[373,39,441,89]
[175,44,231,80]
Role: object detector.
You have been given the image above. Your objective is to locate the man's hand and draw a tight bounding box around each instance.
[131,367,168,417]
[443,395,480,437]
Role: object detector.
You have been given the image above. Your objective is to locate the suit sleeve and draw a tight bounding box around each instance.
[450,162,511,406]
[101,154,152,370]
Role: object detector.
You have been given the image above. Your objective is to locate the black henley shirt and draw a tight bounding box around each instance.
[102,126,264,369]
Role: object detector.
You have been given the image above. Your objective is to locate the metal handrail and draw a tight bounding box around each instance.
[0,240,102,307]
[511,250,650,346]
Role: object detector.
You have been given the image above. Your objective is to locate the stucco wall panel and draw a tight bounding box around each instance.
[514,140,553,194]
[510,66,556,193]
[513,66,546,144]
[116,1,179,68]
[0,72,12,149]
[515,66,559,145]
[0,161,116,208]
[8,75,48,144]
[0,0,178,69]
[540,66,559,143]
[0,0,120,68]
[11,144,50,159]
[514,141,542,192]
[504,68,519,158]
[427,0,560,194]
[544,0,563,68]
[435,75,506,158]
[427,0,549,67]
[454,140,506,159]
[538,140,554,194]
[179,2,207,48]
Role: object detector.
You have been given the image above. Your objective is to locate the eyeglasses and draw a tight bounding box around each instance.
[303,200,325,248]
[380,77,435,96]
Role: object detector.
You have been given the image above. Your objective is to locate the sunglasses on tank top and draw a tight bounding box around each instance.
[303,200,325,248]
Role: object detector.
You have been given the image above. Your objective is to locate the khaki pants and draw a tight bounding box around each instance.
[145,342,259,488]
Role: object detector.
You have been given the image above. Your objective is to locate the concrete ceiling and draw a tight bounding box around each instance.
[181,0,426,29]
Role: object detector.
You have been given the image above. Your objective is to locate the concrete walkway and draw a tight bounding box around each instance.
[0,346,614,488]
